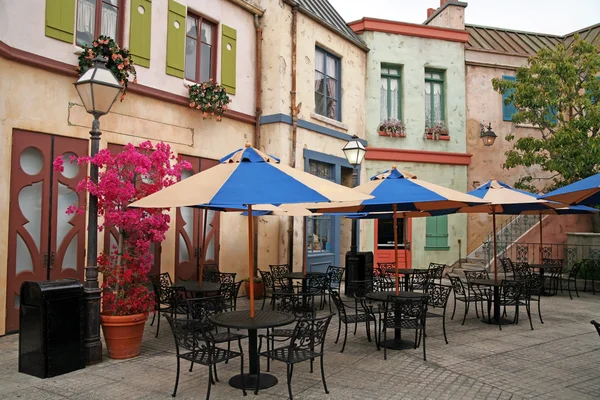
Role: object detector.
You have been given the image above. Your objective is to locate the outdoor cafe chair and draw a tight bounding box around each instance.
[591,320,600,337]
[202,263,220,282]
[428,263,446,285]
[424,284,452,344]
[541,266,562,296]
[525,274,545,324]
[221,281,242,311]
[151,284,188,338]
[330,290,376,353]
[255,314,334,400]
[513,262,533,280]
[259,270,287,310]
[582,259,600,294]
[499,258,515,280]
[165,315,246,399]
[561,261,584,299]
[325,265,345,312]
[490,280,532,331]
[149,272,172,330]
[409,269,430,292]
[269,263,291,290]
[306,273,329,310]
[448,276,483,325]
[381,296,428,361]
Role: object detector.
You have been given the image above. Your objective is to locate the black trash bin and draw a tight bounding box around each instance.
[19,279,85,378]
[344,251,373,296]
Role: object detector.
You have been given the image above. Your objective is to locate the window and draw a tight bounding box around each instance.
[76,0,122,47]
[425,215,449,250]
[315,48,341,121]
[307,160,334,253]
[502,75,517,121]
[377,219,404,250]
[185,13,216,82]
[424,69,445,127]
[380,65,402,122]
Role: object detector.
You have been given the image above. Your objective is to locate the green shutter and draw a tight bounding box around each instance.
[166,0,186,78]
[221,25,237,94]
[130,0,152,68]
[425,216,449,250]
[45,0,75,43]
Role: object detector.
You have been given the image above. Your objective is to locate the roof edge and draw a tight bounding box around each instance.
[466,23,562,38]
[423,1,468,25]
[564,22,600,38]
[349,17,469,43]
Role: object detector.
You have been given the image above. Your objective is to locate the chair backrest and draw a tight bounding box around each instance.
[542,258,564,267]
[289,314,334,357]
[221,281,242,307]
[163,286,189,315]
[269,264,289,279]
[383,296,427,328]
[501,280,525,301]
[202,263,220,282]
[464,270,489,282]
[217,272,236,284]
[513,262,532,279]
[273,292,316,320]
[426,283,451,309]
[526,274,545,296]
[498,258,513,272]
[149,272,172,302]
[448,276,466,296]
[326,266,345,288]
[259,270,275,291]
[329,290,347,320]
[186,295,226,327]
[377,262,395,275]
[166,315,204,354]
[591,320,600,337]
[307,274,329,291]
[350,280,373,298]
[428,263,446,281]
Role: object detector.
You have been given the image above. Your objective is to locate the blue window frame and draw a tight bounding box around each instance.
[315,47,341,121]
[502,75,517,121]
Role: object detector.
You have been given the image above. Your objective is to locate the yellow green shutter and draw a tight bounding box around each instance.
[45,0,75,43]
[129,0,152,68]
[221,25,237,95]
[166,0,186,78]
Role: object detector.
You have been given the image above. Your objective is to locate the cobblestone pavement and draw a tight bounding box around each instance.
[1,288,599,400]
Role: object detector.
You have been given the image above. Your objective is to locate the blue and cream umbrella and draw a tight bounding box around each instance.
[541,173,600,206]
[302,166,489,293]
[130,144,372,316]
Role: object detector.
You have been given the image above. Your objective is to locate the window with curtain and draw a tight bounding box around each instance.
[307,160,334,253]
[76,0,120,47]
[380,65,402,122]
[315,48,341,121]
[185,13,216,82]
[424,69,445,128]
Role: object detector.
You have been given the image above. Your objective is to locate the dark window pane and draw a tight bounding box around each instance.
[377,219,404,250]
[200,43,211,82]
[315,93,325,116]
[76,0,96,47]
[185,37,197,81]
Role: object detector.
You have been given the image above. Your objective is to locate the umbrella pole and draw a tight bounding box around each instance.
[393,204,399,295]
[493,209,498,281]
[539,211,543,263]
[302,217,307,275]
[248,205,255,318]
[404,216,409,271]
[199,208,208,284]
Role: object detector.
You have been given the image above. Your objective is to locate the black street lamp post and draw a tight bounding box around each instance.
[73,57,122,365]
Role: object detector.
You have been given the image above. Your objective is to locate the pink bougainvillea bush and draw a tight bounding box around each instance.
[54,141,191,315]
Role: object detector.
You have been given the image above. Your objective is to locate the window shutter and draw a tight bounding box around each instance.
[166,0,186,78]
[130,0,152,68]
[425,217,437,248]
[425,216,449,249]
[45,0,75,43]
[502,75,517,121]
[221,25,237,95]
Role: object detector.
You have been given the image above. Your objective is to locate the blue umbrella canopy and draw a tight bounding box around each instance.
[541,173,600,206]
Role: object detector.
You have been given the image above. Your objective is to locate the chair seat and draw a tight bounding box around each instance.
[426,311,444,318]
[212,331,247,343]
[455,295,482,302]
[341,313,375,324]
[383,318,420,330]
[180,346,242,366]
[269,328,295,338]
[260,346,320,364]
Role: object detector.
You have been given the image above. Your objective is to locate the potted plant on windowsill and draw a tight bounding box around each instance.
[242,276,264,300]
[424,122,450,140]
[378,118,406,137]
[54,141,191,359]
[188,79,232,121]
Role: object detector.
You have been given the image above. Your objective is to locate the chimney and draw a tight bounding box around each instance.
[440,0,449,6]
[427,8,436,18]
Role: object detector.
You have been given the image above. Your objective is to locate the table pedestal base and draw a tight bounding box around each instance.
[382,339,415,350]
[480,317,514,325]
[229,373,278,390]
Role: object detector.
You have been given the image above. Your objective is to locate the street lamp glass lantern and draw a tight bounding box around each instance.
[74,57,123,116]
[343,135,366,167]
[480,123,497,147]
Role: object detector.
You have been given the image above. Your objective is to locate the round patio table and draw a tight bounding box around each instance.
[174,280,221,294]
[209,310,295,390]
[365,291,427,350]
[384,268,417,291]
[469,278,514,325]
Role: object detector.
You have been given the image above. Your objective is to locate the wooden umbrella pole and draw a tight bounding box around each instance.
[248,205,255,318]
[492,208,498,281]
[199,208,208,284]
[393,204,399,295]
[302,216,307,275]
[539,211,543,263]
[404,216,409,274]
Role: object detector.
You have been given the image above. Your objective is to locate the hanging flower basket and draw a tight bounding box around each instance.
[377,119,406,137]
[76,35,137,101]
[188,79,232,121]
[424,122,449,140]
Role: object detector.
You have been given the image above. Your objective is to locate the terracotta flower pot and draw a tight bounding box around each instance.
[244,281,264,300]
[100,312,148,359]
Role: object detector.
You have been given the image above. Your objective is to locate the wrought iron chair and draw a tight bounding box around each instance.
[381,296,428,361]
[542,258,564,267]
[513,262,533,279]
[591,320,600,337]
[330,290,376,353]
[582,259,599,294]
[165,315,246,399]
[409,269,430,292]
[151,284,188,338]
[149,272,172,330]
[428,263,446,285]
[375,262,398,291]
[255,314,334,400]
[542,266,562,296]
[306,273,329,310]
[463,269,489,282]
[202,263,220,282]
[498,258,515,280]
[351,280,379,350]
[448,276,483,325]
[269,263,291,291]
[259,270,287,310]
[562,261,584,299]
[490,280,532,331]
[325,266,345,312]
[424,284,452,344]
[524,274,545,324]
[221,281,242,311]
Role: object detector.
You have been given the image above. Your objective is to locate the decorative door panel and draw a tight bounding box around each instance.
[6,131,87,333]
[175,156,220,281]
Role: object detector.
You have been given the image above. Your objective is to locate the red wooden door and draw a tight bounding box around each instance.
[175,156,220,281]
[6,131,87,332]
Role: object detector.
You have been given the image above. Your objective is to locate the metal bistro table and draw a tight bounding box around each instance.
[365,290,427,350]
[209,310,295,390]
[469,278,514,325]
[384,269,417,291]
[174,280,222,295]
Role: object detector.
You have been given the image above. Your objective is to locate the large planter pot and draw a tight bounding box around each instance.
[244,282,264,300]
[100,312,148,359]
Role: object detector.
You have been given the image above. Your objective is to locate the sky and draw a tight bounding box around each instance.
[327,0,600,35]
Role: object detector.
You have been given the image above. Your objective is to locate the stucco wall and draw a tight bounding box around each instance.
[0,0,257,115]
[0,57,257,335]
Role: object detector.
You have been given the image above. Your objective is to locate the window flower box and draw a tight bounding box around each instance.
[424,122,449,140]
[377,119,406,138]
[188,79,232,121]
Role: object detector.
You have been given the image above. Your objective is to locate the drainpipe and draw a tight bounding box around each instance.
[253,14,262,276]
[288,3,300,270]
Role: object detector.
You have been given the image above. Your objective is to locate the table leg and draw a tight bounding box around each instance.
[481,285,513,325]
[381,305,415,350]
[404,274,409,292]
[228,329,279,390]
